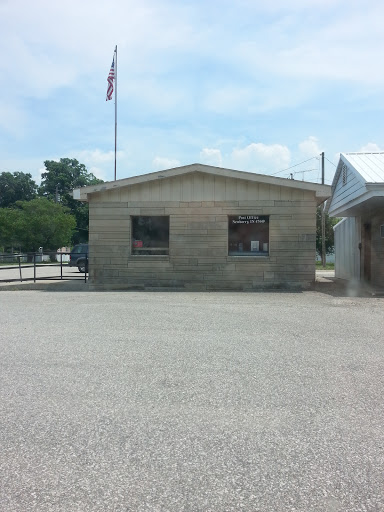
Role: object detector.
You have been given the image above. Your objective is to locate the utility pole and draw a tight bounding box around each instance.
[114,45,117,181]
[321,151,324,185]
[321,152,326,268]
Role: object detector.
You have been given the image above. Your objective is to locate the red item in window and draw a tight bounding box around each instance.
[133,240,143,248]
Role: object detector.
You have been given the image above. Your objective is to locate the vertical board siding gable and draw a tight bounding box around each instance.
[90,173,312,203]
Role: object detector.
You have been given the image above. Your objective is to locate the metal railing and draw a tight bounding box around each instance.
[0,252,88,283]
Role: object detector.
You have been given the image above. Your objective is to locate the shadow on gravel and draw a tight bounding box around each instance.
[314,277,384,298]
[2,276,383,298]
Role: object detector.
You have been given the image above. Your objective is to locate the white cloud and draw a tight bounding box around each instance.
[152,156,181,170]
[0,0,198,102]
[0,102,27,137]
[34,167,46,185]
[233,3,384,86]
[76,149,120,164]
[230,143,291,173]
[69,149,125,181]
[203,86,254,114]
[200,148,223,167]
[359,143,384,153]
[87,166,108,181]
[299,136,323,158]
[1,0,383,183]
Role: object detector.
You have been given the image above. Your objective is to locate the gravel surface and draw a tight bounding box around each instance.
[0,290,384,511]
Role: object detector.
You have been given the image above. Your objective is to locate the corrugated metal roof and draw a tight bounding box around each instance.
[342,152,384,183]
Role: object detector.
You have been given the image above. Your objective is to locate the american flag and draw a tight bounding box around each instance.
[106,55,115,101]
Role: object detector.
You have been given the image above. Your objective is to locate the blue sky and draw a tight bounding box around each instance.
[1,0,383,186]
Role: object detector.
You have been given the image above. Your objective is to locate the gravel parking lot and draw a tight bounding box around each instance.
[1,289,384,511]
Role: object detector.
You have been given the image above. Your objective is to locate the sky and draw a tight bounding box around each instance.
[1,0,384,187]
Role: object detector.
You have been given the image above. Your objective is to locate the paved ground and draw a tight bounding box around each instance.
[1,289,384,511]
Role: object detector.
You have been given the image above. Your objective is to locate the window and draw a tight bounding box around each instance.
[131,216,169,255]
[72,244,88,254]
[342,164,348,186]
[228,215,269,256]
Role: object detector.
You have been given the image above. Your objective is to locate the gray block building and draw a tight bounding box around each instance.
[73,164,331,291]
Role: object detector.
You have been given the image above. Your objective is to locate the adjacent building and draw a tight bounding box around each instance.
[326,152,384,288]
[74,163,330,291]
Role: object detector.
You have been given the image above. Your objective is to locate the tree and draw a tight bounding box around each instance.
[0,171,38,207]
[39,158,103,244]
[316,206,340,255]
[0,198,76,252]
[0,208,23,251]
[39,158,102,200]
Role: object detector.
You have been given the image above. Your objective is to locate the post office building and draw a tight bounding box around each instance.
[73,164,331,291]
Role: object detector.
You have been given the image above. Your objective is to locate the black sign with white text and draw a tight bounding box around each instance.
[231,215,269,225]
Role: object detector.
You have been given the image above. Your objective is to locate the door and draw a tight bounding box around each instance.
[363,223,371,282]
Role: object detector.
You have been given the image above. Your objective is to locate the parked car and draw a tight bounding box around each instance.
[69,244,88,272]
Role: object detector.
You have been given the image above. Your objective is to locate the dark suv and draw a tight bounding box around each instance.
[69,244,88,272]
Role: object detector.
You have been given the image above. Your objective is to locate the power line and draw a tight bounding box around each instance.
[292,168,317,175]
[271,157,318,176]
[325,156,337,167]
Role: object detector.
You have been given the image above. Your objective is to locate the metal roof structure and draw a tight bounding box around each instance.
[342,152,384,183]
[326,152,384,216]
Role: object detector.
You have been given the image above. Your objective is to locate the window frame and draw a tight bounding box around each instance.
[130,215,170,256]
[227,214,270,257]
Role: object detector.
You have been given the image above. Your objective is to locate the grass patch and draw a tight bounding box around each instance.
[316,261,335,270]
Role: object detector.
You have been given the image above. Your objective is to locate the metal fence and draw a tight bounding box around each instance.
[0,252,88,283]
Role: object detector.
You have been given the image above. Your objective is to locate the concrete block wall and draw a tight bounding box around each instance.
[88,198,317,291]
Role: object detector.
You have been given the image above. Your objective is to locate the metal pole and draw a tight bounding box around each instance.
[321,151,324,185]
[60,252,63,280]
[34,253,36,282]
[114,45,117,181]
[18,255,22,282]
[321,152,326,268]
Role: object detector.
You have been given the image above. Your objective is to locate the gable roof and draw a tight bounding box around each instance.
[73,163,331,203]
[341,152,384,182]
[326,153,384,216]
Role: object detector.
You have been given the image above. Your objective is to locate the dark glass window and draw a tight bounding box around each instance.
[228,215,269,256]
[131,216,169,255]
[72,244,88,254]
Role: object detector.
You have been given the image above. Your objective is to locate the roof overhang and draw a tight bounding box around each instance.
[326,153,384,215]
[73,163,331,204]
[328,186,384,217]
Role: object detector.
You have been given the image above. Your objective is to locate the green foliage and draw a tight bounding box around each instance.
[316,206,340,255]
[0,208,23,250]
[40,158,102,200]
[0,171,38,207]
[40,158,103,244]
[0,158,102,251]
[0,198,76,252]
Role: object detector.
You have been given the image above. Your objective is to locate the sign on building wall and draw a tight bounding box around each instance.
[228,215,269,256]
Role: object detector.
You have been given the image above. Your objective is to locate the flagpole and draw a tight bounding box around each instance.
[114,45,117,181]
